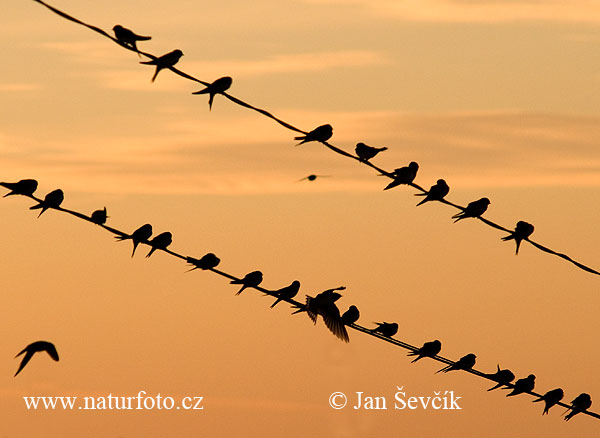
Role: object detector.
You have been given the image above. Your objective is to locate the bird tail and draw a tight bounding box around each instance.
[114,234,130,241]
[501,233,515,242]
[270,298,282,309]
[151,68,159,82]
[435,365,450,374]
[138,35,152,41]
[139,59,154,65]
[29,203,42,210]
[192,88,209,95]
[416,197,428,207]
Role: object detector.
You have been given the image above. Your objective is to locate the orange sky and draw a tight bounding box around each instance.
[2,1,600,436]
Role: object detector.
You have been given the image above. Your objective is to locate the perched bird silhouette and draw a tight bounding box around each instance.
[115,223,152,257]
[355,142,387,162]
[140,49,183,82]
[564,393,592,421]
[408,340,442,363]
[298,174,331,182]
[486,365,515,391]
[294,124,333,145]
[452,197,490,222]
[192,76,233,110]
[502,221,534,255]
[146,231,172,258]
[415,179,450,206]
[370,322,398,337]
[436,353,476,374]
[293,286,349,342]
[14,341,59,377]
[341,305,360,325]
[1,179,38,197]
[90,207,108,225]
[270,280,301,308]
[383,162,419,190]
[186,253,220,271]
[231,271,263,295]
[533,388,564,415]
[506,374,535,397]
[112,25,151,55]
[29,189,64,217]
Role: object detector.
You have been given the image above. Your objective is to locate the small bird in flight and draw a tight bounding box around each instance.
[294,124,333,145]
[140,49,183,82]
[533,388,564,415]
[501,221,534,255]
[298,174,331,182]
[231,270,263,295]
[436,353,476,374]
[192,76,233,110]
[408,340,442,363]
[29,189,64,217]
[355,142,388,162]
[506,374,535,397]
[341,305,360,325]
[14,341,59,377]
[383,162,419,190]
[1,179,38,197]
[486,365,515,391]
[293,286,349,342]
[115,223,153,257]
[112,25,151,55]
[564,393,592,421]
[146,231,173,258]
[186,253,220,271]
[452,197,490,222]
[370,322,398,337]
[270,280,301,308]
[415,179,449,206]
[90,207,108,225]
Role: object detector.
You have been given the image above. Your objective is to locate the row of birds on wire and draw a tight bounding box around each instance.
[1,179,595,421]
[30,0,599,277]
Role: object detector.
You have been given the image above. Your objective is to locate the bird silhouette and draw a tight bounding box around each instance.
[533,388,564,415]
[370,322,398,337]
[192,76,233,110]
[415,179,450,206]
[298,174,331,182]
[1,179,38,197]
[341,305,360,325]
[383,162,419,190]
[436,353,476,374]
[140,49,183,82]
[186,253,220,271]
[90,207,108,225]
[506,374,535,397]
[408,340,442,363]
[486,365,515,391]
[270,280,300,308]
[564,393,592,421]
[231,271,263,295]
[501,221,534,255]
[355,142,388,162]
[294,124,333,145]
[146,231,172,258]
[115,223,152,257]
[292,286,349,342]
[112,25,151,55]
[14,341,59,377]
[452,197,490,222]
[29,189,64,217]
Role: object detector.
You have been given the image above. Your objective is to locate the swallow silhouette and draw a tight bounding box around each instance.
[533,388,564,415]
[298,174,332,182]
[564,393,592,421]
[90,207,108,225]
[186,253,220,271]
[506,374,535,397]
[14,341,59,377]
[115,223,152,257]
[231,270,263,295]
[29,189,64,217]
[355,142,388,162]
[502,221,534,255]
[146,231,172,257]
[112,25,151,55]
[140,49,183,82]
[270,280,301,308]
[370,322,398,337]
[294,124,333,145]
[293,287,349,342]
[192,76,232,110]
[436,353,476,374]
[341,305,360,325]
[452,197,490,222]
[383,162,419,190]
[486,365,515,391]
[408,340,442,363]
[415,179,450,206]
[1,179,38,197]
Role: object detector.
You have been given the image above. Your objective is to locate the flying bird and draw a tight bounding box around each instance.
[370,322,398,337]
[112,24,151,55]
[14,341,59,377]
[486,365,515,391]
[270,280,300,308]
[415,179,450,206]
[383,162,419,190]
[115,223,153,257]
[192,76,233,110]
[90,207,108,225]
[146,231,172,258]
[501,221,534,255]
[29,189,64,217]
[231,270,263,295]
[140,49,183,82]
[1,179,38,197]
[533,388,564,415]
[293,286,349,342]
[452,197,490,223]
[506,374,535,397]
[341,305,360,325]
[564,393,592,421]
[186,253,220,271]
[298,174,331,182]
[355,142,388,162]
[436,353,476,374]
[408,340,442,363]
[294,124,333,145]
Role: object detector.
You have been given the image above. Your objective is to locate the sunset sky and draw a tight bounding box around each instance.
[2,0,600,436]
